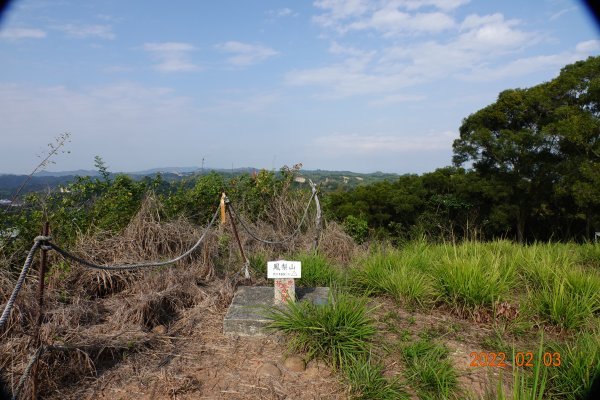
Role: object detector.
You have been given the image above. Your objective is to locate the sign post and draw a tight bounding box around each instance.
[267,260,301,305]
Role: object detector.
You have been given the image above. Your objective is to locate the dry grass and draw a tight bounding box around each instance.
[0,191,342,398]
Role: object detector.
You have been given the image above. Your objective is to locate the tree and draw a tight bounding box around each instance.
[453,56,600,241]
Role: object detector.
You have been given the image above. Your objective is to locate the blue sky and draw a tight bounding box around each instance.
[0,0,598,174]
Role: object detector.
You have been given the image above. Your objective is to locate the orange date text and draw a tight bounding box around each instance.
[468,352,561,367]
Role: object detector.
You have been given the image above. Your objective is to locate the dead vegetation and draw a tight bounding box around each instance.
[0,190,353,398]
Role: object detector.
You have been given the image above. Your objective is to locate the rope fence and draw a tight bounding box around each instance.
[226,187,317,245]
[0,188,321,398]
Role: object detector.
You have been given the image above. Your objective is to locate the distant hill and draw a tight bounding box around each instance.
[33,169,100,177]
[0,167,400,198]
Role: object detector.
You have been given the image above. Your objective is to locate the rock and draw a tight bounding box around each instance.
[305,360,331,379]
[283,356,306,372]
[152,325,167,334]
[257,362,281,378]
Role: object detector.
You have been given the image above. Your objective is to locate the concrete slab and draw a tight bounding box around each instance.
[223,286,330,336]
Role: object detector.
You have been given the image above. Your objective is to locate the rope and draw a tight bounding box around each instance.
[226,190,316,245]
[0,238,45,332]
[47,206,221,271]
[11,345,46,400]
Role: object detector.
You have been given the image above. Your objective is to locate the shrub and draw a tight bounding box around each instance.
[344,215,369,244]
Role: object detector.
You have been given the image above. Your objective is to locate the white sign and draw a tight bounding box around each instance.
[267,260,301,279]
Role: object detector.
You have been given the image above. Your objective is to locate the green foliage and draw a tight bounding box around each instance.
[546,332,600,399]
[496,337,549,400]
[265,292,376,369]
[343,357,409,400]
[401,337,458,399]
[91,175,146,232]
[343,215,369,244]
[349,249,437,308]
[434,248,515,311]
[533,276,599,330]
[292,252,340,287]
[94,155,110,184]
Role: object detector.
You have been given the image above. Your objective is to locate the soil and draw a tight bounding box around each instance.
[54,300,346,400]
[43,288,546,399]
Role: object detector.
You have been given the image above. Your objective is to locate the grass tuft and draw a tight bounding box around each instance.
[343,357,409,400]
[293,251,340,287]
[401,337,458,399]
[265,292,376,369]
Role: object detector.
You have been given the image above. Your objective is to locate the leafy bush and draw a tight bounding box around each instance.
[343,215,369,244]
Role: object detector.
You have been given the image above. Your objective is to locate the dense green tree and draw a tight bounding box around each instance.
[454,56,600,241]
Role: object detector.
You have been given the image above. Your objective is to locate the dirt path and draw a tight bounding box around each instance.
[57,306,346,400]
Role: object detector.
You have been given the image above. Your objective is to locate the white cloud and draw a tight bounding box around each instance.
[314,0,462,35]
[456,14,532,51]
[143,42,200,72]
[395,0,471,11]
[55,24,115,39]
[290,7,540,98]
[0,27,47,40]
[459,41,600,82]
[216,41,278,66]
[575,39,600,54]
[549,6,577,21]
[314,131,457,154]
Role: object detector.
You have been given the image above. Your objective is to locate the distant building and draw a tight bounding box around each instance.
[0,199,11,205]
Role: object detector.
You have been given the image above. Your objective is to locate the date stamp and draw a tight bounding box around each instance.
[469,351,561,368]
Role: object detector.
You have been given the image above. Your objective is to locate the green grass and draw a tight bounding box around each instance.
[546,332,600,399]
[344,357,409,400]
[401,337,458,399]
[349,249,438,308]
[292,251,340,287]
[265,292,376,369]
[268,241,600,399]
[434,253,515,311]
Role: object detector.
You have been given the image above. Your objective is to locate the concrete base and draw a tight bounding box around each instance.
[223,286,330,336]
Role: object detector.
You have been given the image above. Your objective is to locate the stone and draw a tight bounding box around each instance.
[274,278,295,305]
[223,286,330,336]
[257,362,281,378]
[283,356,305,372]
[305,360,331,379]
[152,324,167,334]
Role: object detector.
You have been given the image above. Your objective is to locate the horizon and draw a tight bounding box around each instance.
[1,164,400,176]
[1,0,599,175]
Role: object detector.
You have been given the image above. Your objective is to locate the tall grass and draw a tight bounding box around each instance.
[265,292,376,369]
[344,357,409,400]
[292,251,341,287]
[434,248,515,311]
[546,332,600,399]
[401,337,458,399]
[349,248,438,308]
[495,336,549,400]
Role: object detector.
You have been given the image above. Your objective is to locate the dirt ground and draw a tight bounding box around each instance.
[54,302,346,400]
[39,288,534,399]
